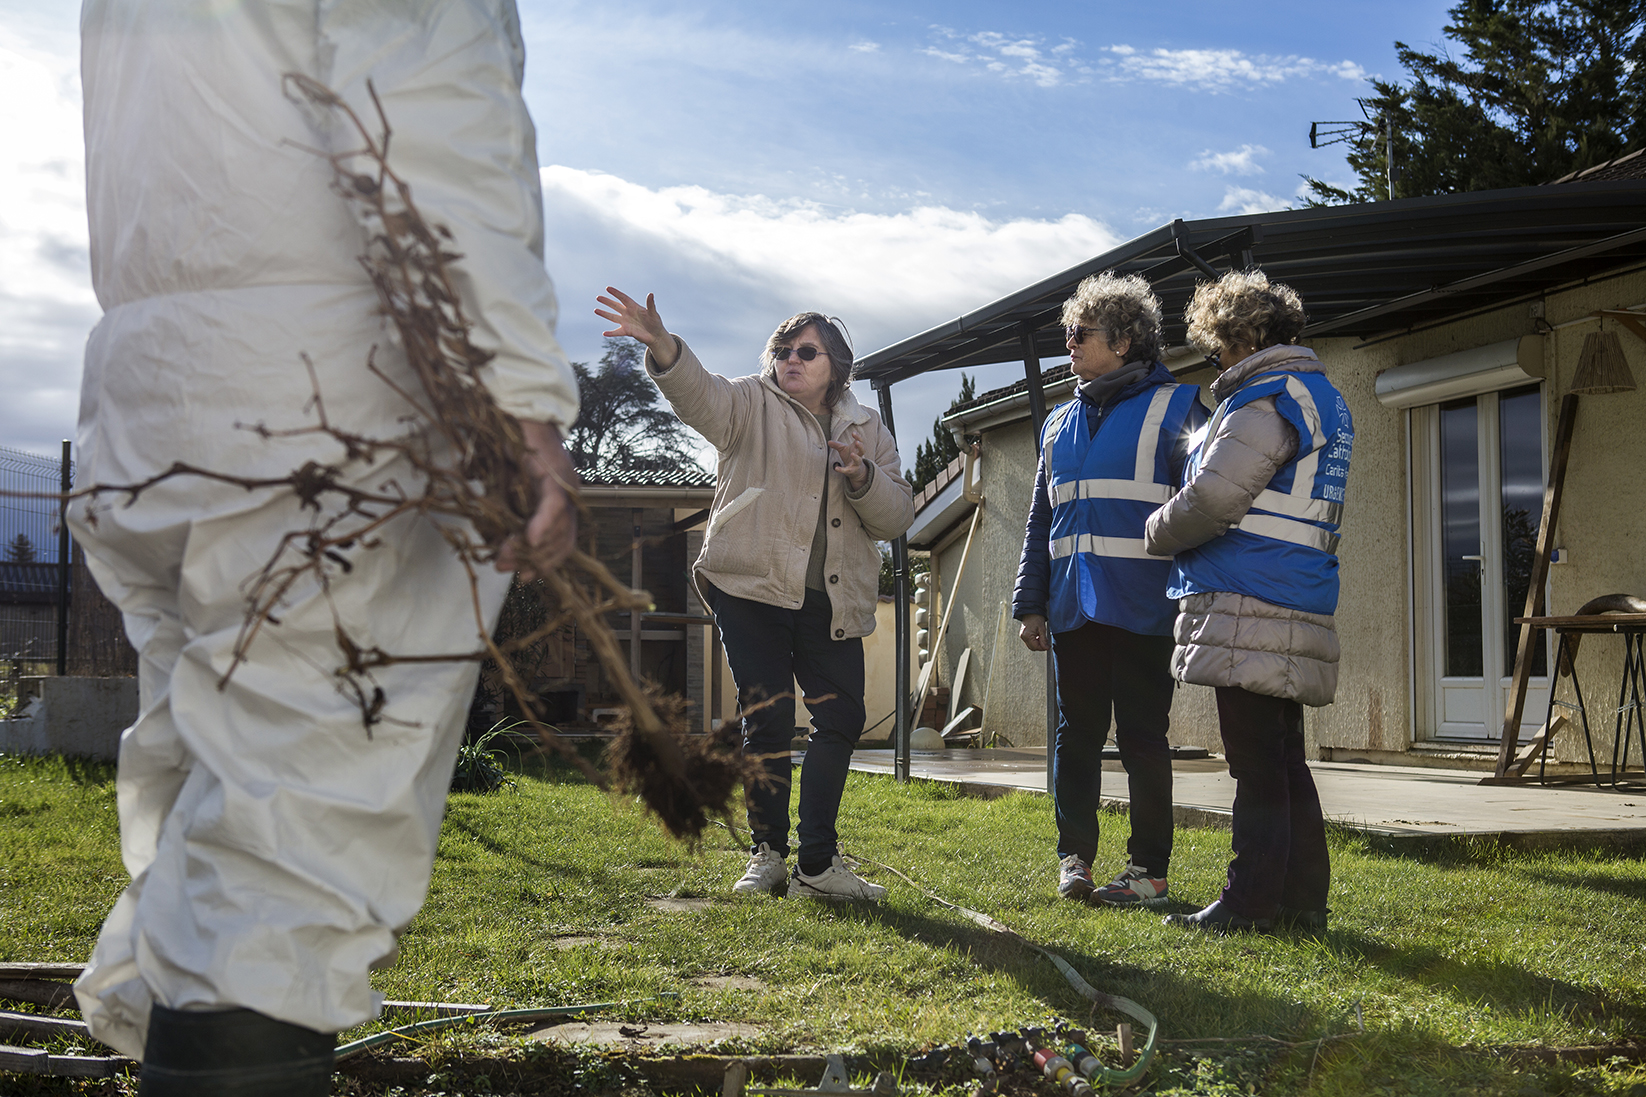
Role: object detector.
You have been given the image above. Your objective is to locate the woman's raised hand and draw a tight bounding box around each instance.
[595,287,677,369]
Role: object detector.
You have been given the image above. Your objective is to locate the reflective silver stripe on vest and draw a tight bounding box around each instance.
[1232,513,1340,554]
[1049,384,1182,508]
[1252,488,1343,525]
[1283,376,1327,501]
[1051,478,1174,506]
[1049,533,1159,561]
[1132,385,1179,480]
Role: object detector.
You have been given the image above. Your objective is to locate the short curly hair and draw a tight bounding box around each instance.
[1183,270,1308,357]
[761,312,855,410]
[1059,272,1162,364]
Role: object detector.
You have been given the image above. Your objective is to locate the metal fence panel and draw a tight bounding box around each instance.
[0,444,139,718]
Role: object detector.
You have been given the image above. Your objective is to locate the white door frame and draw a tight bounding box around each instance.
[1411,387,1550,741]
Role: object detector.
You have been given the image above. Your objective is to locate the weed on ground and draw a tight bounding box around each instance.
[2,749,1645,1095]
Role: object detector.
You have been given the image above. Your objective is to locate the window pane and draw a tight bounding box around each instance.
[1440,399,1482,677]
[1499,385,1546,675]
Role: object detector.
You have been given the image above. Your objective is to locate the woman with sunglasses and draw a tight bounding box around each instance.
[596,287,914,899]
[1014,272,1206,908]
[1145,270,1352,935]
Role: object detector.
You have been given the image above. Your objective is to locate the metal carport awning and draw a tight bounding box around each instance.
[861,179,1646,782]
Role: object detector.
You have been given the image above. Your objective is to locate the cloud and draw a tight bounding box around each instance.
[1099,46,1367,93]
[1216,185,1289,215]
[538,165,1122,467]
[921,27,1078,88]
[1190,144,1270,175]
[0,30,99,455]
[542,165,1118,329]
[848,41,880,53]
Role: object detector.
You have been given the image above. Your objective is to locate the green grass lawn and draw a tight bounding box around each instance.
[3,748,1646,1096]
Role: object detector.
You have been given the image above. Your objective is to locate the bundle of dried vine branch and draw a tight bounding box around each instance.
[54,76,754,841]
[278,74,761,839]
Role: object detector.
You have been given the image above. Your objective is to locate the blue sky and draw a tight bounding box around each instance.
[0,1,1454,469]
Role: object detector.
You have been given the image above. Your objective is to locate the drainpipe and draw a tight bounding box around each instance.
[1018,326,1056,794]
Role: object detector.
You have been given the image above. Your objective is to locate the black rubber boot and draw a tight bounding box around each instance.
[138,1004,334,1096]
[1162,899,1273,935]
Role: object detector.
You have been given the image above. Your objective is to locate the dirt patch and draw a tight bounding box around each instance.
[547,935,607,950]
[645,897,713,912]
[689,975,768,992]
[529,1020,762,1048]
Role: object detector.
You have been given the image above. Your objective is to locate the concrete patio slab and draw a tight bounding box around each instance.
[835,747,1646,847]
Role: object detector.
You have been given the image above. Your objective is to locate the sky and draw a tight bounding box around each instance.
[0,1,1458,472]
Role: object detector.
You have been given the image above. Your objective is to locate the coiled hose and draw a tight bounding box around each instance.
[852,855,1158,1088]
[333,994,678,1062]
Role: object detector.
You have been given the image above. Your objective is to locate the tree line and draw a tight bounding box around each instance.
[1308,0,1646,203]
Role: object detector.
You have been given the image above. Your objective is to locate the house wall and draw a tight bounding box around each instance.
[794,597,914,740]
[927,422,1050,745]
[1526,272,1646,762]
[1298,268,1646,763]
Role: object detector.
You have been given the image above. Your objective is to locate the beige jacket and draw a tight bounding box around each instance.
[648,338,914,640]
[1144,346,1341,706]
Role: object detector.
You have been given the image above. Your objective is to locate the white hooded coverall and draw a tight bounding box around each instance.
[72,0,578,1059]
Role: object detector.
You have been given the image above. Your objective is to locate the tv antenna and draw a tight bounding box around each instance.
[1309,99,1398,200]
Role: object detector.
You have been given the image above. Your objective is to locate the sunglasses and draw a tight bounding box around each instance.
[773,345,827,362]
[1065,324,1102,345]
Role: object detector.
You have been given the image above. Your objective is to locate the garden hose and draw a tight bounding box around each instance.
[850,854,1159,1088]
[332,993,679,1062]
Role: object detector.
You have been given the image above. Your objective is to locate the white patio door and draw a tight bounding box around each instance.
[1417,384,1549,740]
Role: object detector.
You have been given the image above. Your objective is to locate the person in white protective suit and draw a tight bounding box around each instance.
[71,3,579,1092]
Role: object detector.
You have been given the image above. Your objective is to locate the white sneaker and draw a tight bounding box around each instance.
[733,843,788,894]
[789,855,886,901]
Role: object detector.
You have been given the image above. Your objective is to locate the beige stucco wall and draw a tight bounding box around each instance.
[921,263,1646,765]
[1304,269,1646,763]
[793,597,913,738]
[1528,273,1646,763]
[1286,332,1411,758]
[928,422,1052,745]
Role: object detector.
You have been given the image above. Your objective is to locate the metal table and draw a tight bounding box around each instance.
[1516,613,1646,786]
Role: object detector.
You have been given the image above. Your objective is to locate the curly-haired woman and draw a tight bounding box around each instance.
[596,288,914,900]
[1145,270,1354,934]
[1014,272,1206,907]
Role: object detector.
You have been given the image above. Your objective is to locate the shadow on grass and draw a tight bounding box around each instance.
[441,815,626,890]
[61,756,117,785]
[1515,863,1646,902]
[809,896,1333,1041]
[1330,823,1646,867]
[1304,926,1644,1029]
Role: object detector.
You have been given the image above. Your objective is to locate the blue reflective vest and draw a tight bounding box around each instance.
[1043,377,1204,636]
[1168,370,1353,615]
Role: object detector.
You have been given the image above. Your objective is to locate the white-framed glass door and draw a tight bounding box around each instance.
[1416,383,1549,740]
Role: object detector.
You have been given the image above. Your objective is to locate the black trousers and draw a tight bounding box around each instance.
[705,583,866,867]
[1214,686,1331,918]
[1049,621,1176,874]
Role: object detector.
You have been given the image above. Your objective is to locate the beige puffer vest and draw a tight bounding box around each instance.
[1144,346,1342,706]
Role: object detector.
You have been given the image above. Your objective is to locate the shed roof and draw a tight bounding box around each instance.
[1551,147,1646,185]
[574,459,716,510]
[854,180,1646,388]
[576,461,714,490]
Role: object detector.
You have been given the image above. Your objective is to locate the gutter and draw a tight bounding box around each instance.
[577,486,716,508]
[941,348,1214,443]
[941,374,1078,440]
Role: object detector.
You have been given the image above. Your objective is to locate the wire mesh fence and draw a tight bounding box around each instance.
[0,444,136,718]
